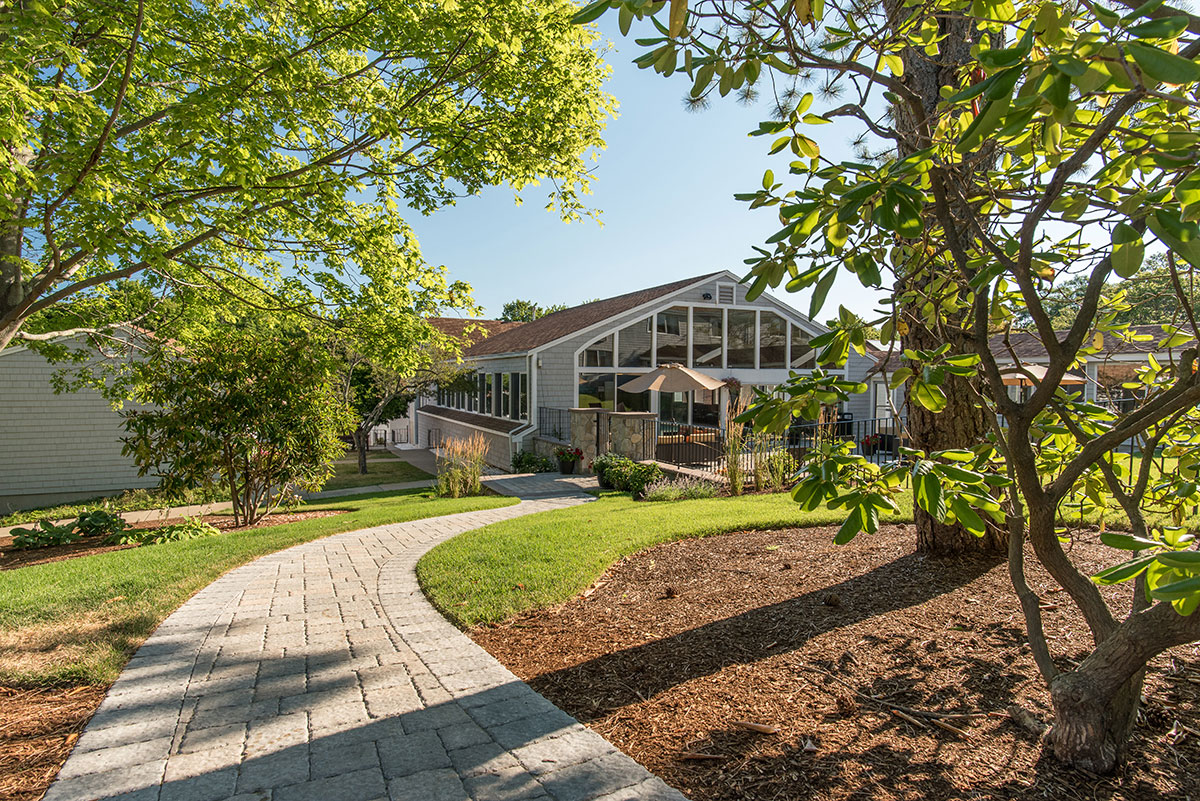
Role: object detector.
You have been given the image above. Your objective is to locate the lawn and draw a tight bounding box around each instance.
[322,450,433,491]
[0,489,516,686]
[418,490,917,629]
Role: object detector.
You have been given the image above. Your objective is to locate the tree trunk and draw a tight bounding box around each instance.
[1047,667,1145,773]
[355,428,369,474]
[889,8,1007,556]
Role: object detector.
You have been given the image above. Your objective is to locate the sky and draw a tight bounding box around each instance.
[405,16,886,323]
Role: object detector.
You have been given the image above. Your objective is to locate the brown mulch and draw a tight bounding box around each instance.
[0,510,346,571]
[474,525,1200,801]
[0,685,108,801]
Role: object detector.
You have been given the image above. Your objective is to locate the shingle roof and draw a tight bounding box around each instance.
[460,273,723,357]
[427,317,525,347]
[418,405,526,434]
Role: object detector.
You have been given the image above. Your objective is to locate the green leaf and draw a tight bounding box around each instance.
[1156,551,1200,569]
[1092,553,1157,585]
[1150,576,1200,602]
[571,0,611,25]
[950,497,986,535]
[809,268,837,318]
[956,97,1010,154]
[1101,531,1160,550]
[888,367,913,389]
[1111,222,1145,278]
[1126,41,1200,85]
[912,381,947,412]
[1126,16,1189,39]
[1148,209,1200,270]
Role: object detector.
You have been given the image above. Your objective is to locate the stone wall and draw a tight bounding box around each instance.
[607,412,657,461]
[568,408,607,474]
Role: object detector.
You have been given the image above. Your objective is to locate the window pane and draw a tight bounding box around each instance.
[692,308,723,368]
[617,374,651,412]
[578,373,615,410]
[760,312,786,369]
[791,324,815,368]
[519,373,529,420]
[579,334,614,367]
[659,391,688,424]
[618,317,652,367]
[693,388,720,426]
[655,306,688,365]
[484,374,494,415]
[501,374,511,417]
[728,310,756,369]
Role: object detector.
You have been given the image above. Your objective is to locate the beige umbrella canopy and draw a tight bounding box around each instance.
[999,363,1087,386]
[619,363,726,394]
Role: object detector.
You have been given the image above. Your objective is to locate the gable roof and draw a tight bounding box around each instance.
[461,272,723,357]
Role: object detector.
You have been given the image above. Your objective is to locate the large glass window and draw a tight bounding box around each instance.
[518,373,528,420]
[692,308,723,368]
[790,324,815,369]
[728,310,757,369]
[501,373,511,418]
[616,374,651,413]
[483,374,494,415]
[618,317,652,367]
[760,312,787,369]
[580,334,614,367]
[655,306,689,365]
[578,373,616,410]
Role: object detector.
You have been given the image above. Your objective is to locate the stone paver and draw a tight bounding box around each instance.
[45,478,683,801]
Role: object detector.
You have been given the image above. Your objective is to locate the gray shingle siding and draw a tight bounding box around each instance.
[0,347,157,512]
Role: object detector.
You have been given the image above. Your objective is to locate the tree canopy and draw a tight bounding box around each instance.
[585,0,1200,774]
[499,298,570,322]
[1,0,615,351]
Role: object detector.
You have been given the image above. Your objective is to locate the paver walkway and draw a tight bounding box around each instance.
[45,479,683,801]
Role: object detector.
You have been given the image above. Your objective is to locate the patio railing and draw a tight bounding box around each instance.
[537,407,571,443]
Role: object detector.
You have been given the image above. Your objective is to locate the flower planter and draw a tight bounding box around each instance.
[558,459,578,475]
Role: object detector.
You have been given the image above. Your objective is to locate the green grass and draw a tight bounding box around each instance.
[0,489,516,686]
[418,490,916,629]
[323,451,433,490]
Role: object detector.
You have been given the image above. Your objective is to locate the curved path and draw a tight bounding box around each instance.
[45,478,684,801]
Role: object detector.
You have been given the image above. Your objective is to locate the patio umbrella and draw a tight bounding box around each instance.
[999,363,1087,386]
[618,363,726,394]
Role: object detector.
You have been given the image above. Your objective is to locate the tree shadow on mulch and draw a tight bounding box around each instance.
[527,550,1001,719]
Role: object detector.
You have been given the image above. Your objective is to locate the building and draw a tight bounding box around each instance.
[415,271,881,468]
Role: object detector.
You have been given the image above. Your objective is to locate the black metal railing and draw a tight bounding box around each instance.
[785,415,907,464]
[537,407,571,442]
[654,420,726,470]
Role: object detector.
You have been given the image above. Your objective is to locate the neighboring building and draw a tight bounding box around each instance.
[416,271,881,468]
[862,324,1197,424]
[0,344,157,512]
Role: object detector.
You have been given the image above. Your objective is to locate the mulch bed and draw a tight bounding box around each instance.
[0,510,346,571]
[0,685,108,801]
[474,524,1200,801]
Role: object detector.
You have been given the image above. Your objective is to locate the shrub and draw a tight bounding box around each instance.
[106,517,221,546]
[10,519,80,549]
[608,460,664,497]
[511,450,555,473]
[75,509,129,538]
[121,329,353,527]
[591,452,627,488]
[436,433,488,498]
[642,476,720,502]
[757,448,798,493]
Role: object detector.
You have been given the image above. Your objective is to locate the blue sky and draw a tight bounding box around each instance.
[406,17,886,323]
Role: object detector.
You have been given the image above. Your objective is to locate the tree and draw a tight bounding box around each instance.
[583,0,998,554]
[584,0,1200,773]
[1,0,613,352]
[499,299,569,321]
[121,329,353,526]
